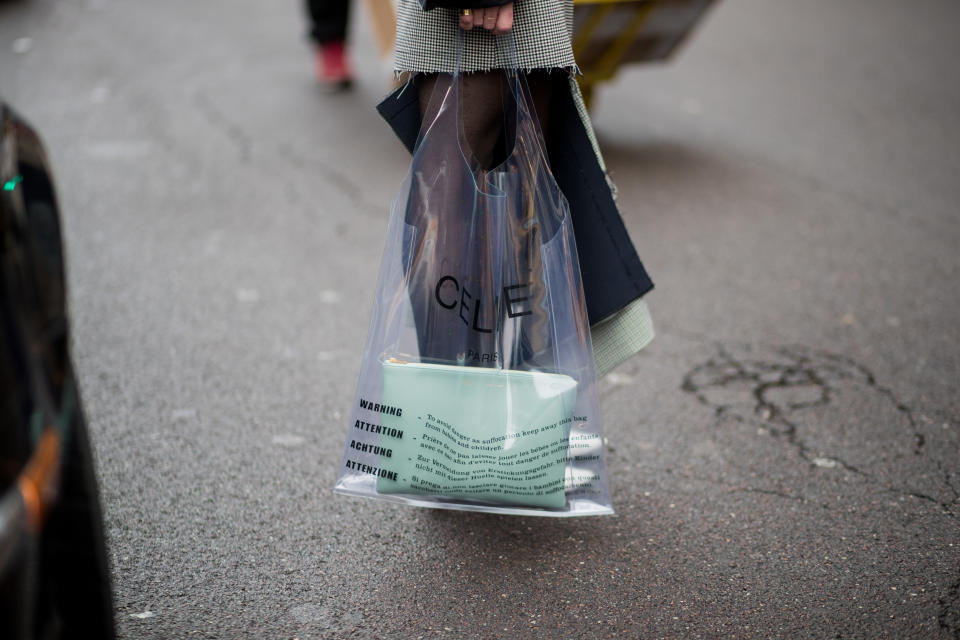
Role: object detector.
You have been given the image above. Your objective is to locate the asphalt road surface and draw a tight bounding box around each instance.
[1,0,958,637]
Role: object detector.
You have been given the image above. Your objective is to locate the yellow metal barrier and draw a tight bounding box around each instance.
[573,0,716,106]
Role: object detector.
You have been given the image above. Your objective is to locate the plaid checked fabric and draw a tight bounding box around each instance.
[395,0,576,74]
[591,298,655,378]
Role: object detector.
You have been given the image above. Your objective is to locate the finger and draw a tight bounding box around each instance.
[494,3,514,34]
[483,6,499,30]
[459,8,474,30]
[473,8,488,30]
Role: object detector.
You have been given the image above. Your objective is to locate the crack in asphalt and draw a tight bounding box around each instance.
[728,486,806,502]
[193,92,254,163]
[275,142,382,219]
[191,90,382,225]
[681,343,957,517]
[629,463,807,505]
[681,342,960,630]
[940,579,960,640]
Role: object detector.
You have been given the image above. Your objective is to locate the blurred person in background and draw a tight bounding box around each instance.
[305,0,353,90]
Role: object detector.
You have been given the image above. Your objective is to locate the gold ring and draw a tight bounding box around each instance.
[462,8,472,16]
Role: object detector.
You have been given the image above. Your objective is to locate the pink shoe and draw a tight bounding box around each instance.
[315,40,353,91]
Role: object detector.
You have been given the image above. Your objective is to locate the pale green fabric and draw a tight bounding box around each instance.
[376,362,577,508]
[591,298,655,378]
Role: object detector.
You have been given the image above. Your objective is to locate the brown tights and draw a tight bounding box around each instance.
[417,71,557,169]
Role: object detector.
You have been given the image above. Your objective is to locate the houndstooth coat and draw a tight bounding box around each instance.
[395,0,577,74]
[386,0,655,376]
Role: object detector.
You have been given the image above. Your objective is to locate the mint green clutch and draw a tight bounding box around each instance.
[374,361,578,509]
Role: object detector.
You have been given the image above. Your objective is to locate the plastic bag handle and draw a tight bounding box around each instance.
[451,27,553,169]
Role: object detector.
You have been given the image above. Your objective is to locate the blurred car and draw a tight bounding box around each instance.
[0,102,115,639]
